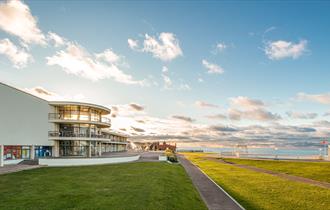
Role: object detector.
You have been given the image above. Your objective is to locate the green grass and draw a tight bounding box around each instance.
[223,158,330,183]
[183,153,330,210]
[0,162,207,210]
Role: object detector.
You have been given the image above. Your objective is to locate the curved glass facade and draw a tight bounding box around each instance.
[49,103,127,157]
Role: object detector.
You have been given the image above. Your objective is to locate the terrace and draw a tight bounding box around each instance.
[48,130,127,143]
[48,112,111,126]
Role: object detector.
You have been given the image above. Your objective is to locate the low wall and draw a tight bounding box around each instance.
[159,155,167,161]
[4,159,24,165]
[39,155,140,166]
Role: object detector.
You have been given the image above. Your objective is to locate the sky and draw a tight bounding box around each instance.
[0,0,330,149]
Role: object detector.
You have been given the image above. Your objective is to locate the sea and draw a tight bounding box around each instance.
[177,147,329,159]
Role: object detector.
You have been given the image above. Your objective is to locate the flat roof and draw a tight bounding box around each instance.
[49,101,111,114]
[0,81,49,103]
[0,82,111,115]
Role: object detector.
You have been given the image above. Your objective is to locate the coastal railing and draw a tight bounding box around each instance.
[219,152,322,160]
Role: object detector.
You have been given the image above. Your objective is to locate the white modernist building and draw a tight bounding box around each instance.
[0,82,128,166]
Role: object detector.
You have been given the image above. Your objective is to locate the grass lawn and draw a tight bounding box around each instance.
[223,158,330,183]
[0,162,207,210]
[183,153,330,210]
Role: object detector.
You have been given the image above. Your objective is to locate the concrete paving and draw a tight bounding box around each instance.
[0,164,42,175]
[179,155,244,210]
[137,151,163,162]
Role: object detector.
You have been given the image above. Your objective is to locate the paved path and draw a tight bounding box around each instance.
[137,151,163,162]
[0,165,42,175]
[179,155,244,210]
[220,159,330,189]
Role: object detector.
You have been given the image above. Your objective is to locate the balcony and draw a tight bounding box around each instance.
[48,131,127,143]
[48,112,111,127]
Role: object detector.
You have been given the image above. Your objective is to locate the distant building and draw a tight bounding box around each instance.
[0,82,128,166]
[149,141,176,151]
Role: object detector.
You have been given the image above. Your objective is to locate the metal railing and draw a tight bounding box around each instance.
[48,113,111,124]
[49,131,106,139]
[48,131,127,142]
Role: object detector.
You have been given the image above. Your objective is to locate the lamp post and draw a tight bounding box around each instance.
[320,140,329,160]
[319,148,323,160]
[274,147,278,160]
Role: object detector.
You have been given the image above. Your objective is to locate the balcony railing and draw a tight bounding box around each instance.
[48,131,127,142]
[48,113,111,125]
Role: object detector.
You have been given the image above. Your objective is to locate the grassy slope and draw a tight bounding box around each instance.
[0,162,207,210]
[184,153,330,210]
[224,158,330,183]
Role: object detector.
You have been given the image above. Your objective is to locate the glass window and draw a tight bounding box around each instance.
[35,146,52,158]
[21,146,30,159]
[4,146,22,160]
[59,140,88,156]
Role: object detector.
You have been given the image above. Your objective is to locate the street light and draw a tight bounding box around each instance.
[274,147,278,160]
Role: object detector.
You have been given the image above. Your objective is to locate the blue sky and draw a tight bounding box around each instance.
[0,0,330,148]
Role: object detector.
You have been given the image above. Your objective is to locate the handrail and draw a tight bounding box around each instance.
[48,131,127,142]
[48,113,111,124]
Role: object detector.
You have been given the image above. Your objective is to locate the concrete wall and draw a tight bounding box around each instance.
[4,159,24,165]
[39,155,140,166]
[0,83,53,146]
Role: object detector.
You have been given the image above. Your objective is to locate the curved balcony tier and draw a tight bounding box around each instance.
[48,131,127,144]
[49,113,111,128]
[49,101,111,115]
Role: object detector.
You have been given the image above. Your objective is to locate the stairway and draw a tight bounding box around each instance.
[18,159,39,165]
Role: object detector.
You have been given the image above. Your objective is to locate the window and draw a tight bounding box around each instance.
[4,146,22,160]
[59,140,88,156]
[35,146,52,158]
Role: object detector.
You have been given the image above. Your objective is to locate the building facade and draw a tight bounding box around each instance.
[0,82,127,166]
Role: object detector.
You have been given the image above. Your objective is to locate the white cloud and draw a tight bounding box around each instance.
[0,0,46,45]
[25,86,85,101]
[205,114,227,120]
[107,104,323,149]
[95,49,120,64]
[215,42,227,53]
[171,115,195,123]
[230,96,264,109]
[323,112,330,117]
[47,32,66,47]
[286,111,318,119]
[160,67,190,91]
[143,32,183,61]
[162,66,168,73]
[228,108,281,121]
[109,104,199,139]
[195,101,219,108]
[160,66,172,89]
[178,83,191,91]
[0,38,32,68]
[129,103,145,111]
[127,38,139,50]
[212,42,232,54]
[198,78,204,83]
[264,26,276,34]
[297,92,330,105]
[228,96,281,122]
[202,59,224,74]
[46,42,145,85]
[162,73,173,89]
[264,40,307,60]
